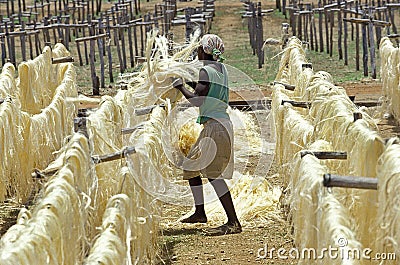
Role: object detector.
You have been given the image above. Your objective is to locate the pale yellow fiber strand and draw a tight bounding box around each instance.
[379,37,400,122]
[376,139,400,264]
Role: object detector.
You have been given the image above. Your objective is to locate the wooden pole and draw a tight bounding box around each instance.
[273,81,296,90]
[300,151,347,159]
[281,100,311,108]
[92,146,136,164]
[121,124,144,134]
[323,173,377,190]
[52,56,74,63]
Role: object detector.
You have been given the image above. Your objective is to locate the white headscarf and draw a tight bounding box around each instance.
[200,34,225,62]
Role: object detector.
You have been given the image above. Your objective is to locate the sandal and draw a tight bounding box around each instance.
[203,222,242,236]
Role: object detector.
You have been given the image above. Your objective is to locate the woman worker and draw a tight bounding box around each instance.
[173,34,242,236]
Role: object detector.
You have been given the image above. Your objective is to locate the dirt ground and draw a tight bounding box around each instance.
[0,0,399,264]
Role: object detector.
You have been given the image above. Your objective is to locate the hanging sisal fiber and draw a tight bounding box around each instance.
[376,138,400,263]
[0,44,77,202]
[84,194,132,265]
[275,37,309,87]
[0,133,93,265]
[17,43,75,114]
[86,96,124,225]
[0,101,30,202]
[379,37,400,123]
[271,86,314,186]
[290,140,363,265]
[0,63,18,101]
[117,30,201,129]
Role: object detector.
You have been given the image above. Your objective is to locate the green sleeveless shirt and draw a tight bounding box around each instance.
[197,64,229,124]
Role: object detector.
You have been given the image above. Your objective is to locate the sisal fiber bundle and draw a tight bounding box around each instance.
[379,37,400,122]
[275,37,308,87]
[86,96,124,226]
[0,133,92,264]
[376,138,400,263]
[0,63,18,101]
[84,194,132,265]
[291,141,363,265]
[0,101,30,202]
[272,86,314,185]
[17,44,75,114]
[118,30,201,128]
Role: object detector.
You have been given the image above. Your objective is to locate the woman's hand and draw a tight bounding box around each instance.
[172,77,184,89]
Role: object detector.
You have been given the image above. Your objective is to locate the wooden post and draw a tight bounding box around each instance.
[362,12,369,76]
[324,6,330,54]
[323,173,377,190]
[82,25,89,65]
[118,18,127,72]
[338,8,343,60]
[343,8,348,65]
[89,19,99,95]
[366,8,376,79]
[1,33,6,66]
[97,18,105,88]
[318,8,323,52]
[106,17,114,83]
[127,21,134,68]
[312,10,317,51]
[256,2,264,68]
[356,1,360,71]
[114,26,124,74]
[329,9,334,57]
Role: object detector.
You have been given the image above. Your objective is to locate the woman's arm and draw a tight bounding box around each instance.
[174,69,209,107]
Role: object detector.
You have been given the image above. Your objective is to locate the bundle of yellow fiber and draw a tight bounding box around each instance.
[0,63,18,101]
[17,43,74,114]
[272,87,314,185]
[86,96,124,224]
[178,120,202,156]
[311,94,383,247]
[317,193,364,265]
[376,138,400,263]
[228,108,263,168]
[291,140,363,265]
[299,71,346,102]
[0,100,31,202]
[0,133,92,264]
[29,87,75,170]
[379,37,400,122]
[118,31,200,127]
[119,167,159,264]
[292,67,314,98]
[275,37,308,86]
[126,106,187,204]
[291,148,327,253]
[85,194,132,265]
[203,171,282,226]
